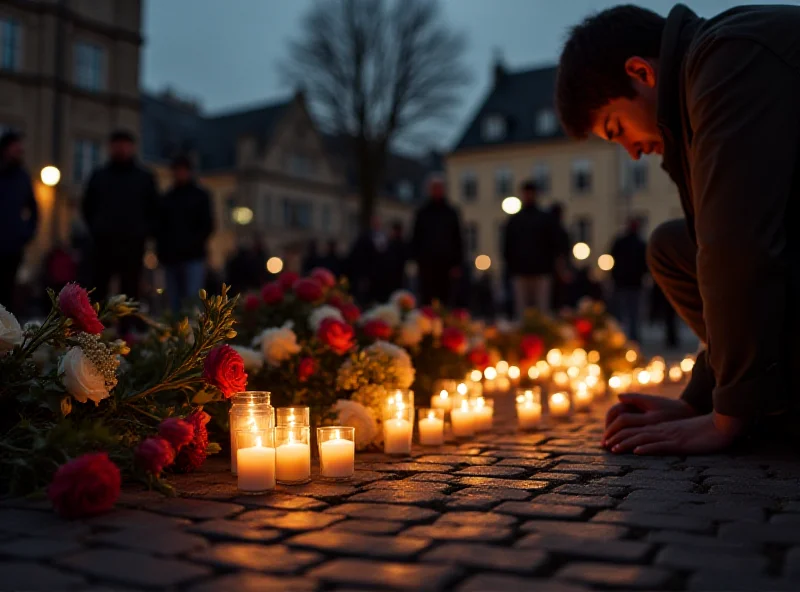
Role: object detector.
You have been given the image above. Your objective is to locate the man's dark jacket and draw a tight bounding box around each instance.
[610,232,647,289]
[657,4,800,418]
[412,198,463,270]
[82,160,159,247]
[157,181,214,266]
[503,203,559,276]
[0,164,38,254]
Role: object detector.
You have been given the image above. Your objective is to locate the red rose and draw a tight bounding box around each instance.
[363,319,392,340]
[174,409,210,473]
[451,308,470,323]
[441,326,467,354]
[135,437,175,476]
[158,418,195,451]
[243,293,260,312]
[261,282,284,305]
[57,283,104,334]
[575,317,594,341]
[421,306,438,319]
[293,278,324,302]
[339,303,361,324]
[317,318,355,355]
[520,335,545,361]
[277,271,300,291]
[203,344,248,398]
[310,267,336,288]
[48,452,121,519]
[297,357,317,382]
[468,347,490,370]
[327,293,345,308]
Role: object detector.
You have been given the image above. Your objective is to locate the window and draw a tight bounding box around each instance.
[573,217,593,244]
[465,222,479,254]
[532,163,551,194]
[281,198,313,229]
[461,171,477,203]
[396,180,414,203]
[321,204,332,232]
[481,114,506,142]
[495,168,513,198]
[571,159,593,194]
[0,18,22,71]
[74,42,105,91]
[535,109,557,136]
[73,139,101,183]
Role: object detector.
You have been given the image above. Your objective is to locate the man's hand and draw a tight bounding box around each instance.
[603,393,695,447]
[605,412,744,455]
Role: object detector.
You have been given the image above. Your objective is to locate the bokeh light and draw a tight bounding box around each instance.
[40,166,61,186]
[501,196,521,215]
[475,254,491,271]
[573,242,591,260]
[266,257,284,274]
[598,254,615,271]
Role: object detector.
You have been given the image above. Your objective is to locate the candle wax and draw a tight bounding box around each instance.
[276,441,311,483]
[384,417,412,454]
[549,393,571,417]
[450,407,474,437]
[418,416,445,445]
[237,444,276,492]
[320,437,355,478]
[517,402,542,429]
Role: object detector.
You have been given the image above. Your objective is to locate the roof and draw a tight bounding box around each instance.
[452,64,565,152]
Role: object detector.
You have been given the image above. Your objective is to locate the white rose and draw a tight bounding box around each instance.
[0,304,23,353]
[333,399,379,451]
[256,323,302,367]
[362,304,401,329]
[367,340,411,366]
[396,320,423,347]
[58,347,109,405]
[230,345,264,371]
[389,290,416,311]
[308,305,345,333]
[408,310,432,335]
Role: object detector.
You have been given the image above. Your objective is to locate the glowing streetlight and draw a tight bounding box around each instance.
[572,242,590,260]
[475,254,491,271]
[40,166,61,186]
[231,206,254,225]
[598,254,615,271]
[266,257,284,274]
[501,196,522,215]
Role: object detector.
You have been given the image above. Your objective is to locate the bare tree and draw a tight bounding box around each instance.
[283,0,469,230]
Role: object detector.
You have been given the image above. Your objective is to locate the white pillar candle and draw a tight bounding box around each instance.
[431,390,452,411]
[573,383,593,411]
[384,417,413,454]
[549,392,571,418]
[450,401,474,437]
[237,438,276,492]
[276,440,311,483]
[320,436,355,478]
[472,398,493,432]
[418,412,445,446]
[517,401,542,429]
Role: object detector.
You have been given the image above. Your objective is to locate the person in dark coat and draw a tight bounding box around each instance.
[557,3,800,454]
[411,176,463,306]
[82,130,158,303]
[347,216,386,305]
[503,180,560,318]
[157,156,214,312]
[319,239,342,278]
[0,131,38,312]
[609,218,648,342]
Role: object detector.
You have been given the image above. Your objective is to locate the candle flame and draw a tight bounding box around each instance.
[427,410,435,420]
[470,369,482,382]
[551,392,568,405]
[461,400,469,412]
[457,383,468,395]
[508,365,520,380]
[475,397,485,409]
[440,390,449,399]
[516,395,525,404]
[255,435,262,447]
[669,365,683,381]
[609,375,622,389]
[334,429,341,440]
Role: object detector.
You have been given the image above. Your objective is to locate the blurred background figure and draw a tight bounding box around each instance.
[504,180,560,319]
[157,155,214,313]
[412,175,463,306]
[0,131,38,312]
[347,215,386,305]
[650,281,680,349]
[302,240,323,274]
[549,203,573,311]
[319,239,342,278]
[381,221,409,300]
[82,130,158,304]
[609,218,648,342]
[225,235,268,294]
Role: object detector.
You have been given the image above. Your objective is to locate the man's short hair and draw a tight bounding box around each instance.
[0,130,22,154]
[556,5,666,139]
[171,154,193,170]
[109,129,136,143]
[521,180,537,194]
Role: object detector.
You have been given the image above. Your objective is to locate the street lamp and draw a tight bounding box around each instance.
[40,165,61,186]
[501,196,521,215]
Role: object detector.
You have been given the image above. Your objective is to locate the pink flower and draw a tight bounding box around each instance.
[203,345,248,399]
[277,271,300,291]
[441,326,467,354]
[158,418,195,451]
[317,318,355,355]
[243,293,260,312]
[135,437,175,476]
[362,319,392,340]
[174,409,211,473]
[339,303,361,324]
[310,267,336,288]
[48,452,121,519]
[297,357,317,382]
[293,278,324,302]
[261,282,284,305]
[58,283,104,334]
[520,335,544,361]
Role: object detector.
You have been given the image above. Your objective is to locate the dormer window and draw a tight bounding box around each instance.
[481,114,506,142]
[535,109,557,136]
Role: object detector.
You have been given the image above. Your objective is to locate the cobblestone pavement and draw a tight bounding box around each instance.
[3,390,800,592]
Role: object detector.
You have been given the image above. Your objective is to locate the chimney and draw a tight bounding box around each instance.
[493,47,506,87]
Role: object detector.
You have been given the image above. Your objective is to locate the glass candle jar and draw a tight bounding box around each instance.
[516,387,542,430]
[229,392,274,475]
[317,426,355,480]
[471,396,494,433]
[384,389,414,455]
[275,425,311,485]
[548,390,572,419]
[276,407,310,427]
[236,428,275,494]
[417,408,445,446]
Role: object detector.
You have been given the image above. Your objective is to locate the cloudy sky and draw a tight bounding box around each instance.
[142,0,796,151]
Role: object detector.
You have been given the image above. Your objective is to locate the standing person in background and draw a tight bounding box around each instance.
[157,156,214,313]
[302,240,323,274]
[319,239,342,277]
[503,181,560,319]
[82,130,158,303]
[382,221,408,299]
[412,175,463,306]
[347,216,386,305]
[549,203,573,310]
[0,131,38,311]
[609,219,648,342]
[226,235,268,294]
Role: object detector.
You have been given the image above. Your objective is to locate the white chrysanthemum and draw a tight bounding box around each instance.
[389,290,416,311]
[230,345,265,371]
[395,319,424,347]
[361,304,401,329]
[308,305,344,332]
[333,399,379,451]
[366,340,410,366]
[0,304,23,353]
[254,322,301,367]
[407,309,431,335]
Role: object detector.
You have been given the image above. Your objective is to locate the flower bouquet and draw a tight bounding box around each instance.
[560,298,634,375]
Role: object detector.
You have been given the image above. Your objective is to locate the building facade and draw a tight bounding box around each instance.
[0,0,143,275]
[446,62,684,291]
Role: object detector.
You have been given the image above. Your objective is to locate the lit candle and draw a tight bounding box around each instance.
[553,371,570,388]
[517,399,542,430]
[237,436,276,493]
[319,430,355,479]
[472,397,493,432]
[546,349,563,367]
[431,389,452,411]
[536,360,551,379]
[484,367,497,380]
[384,413,413,454]
[418,409,445,445]
[549,392,571,418]
[470,369,483,382]
[496,376,511,392]
[508,365,521,384]
[567,366,580,379]
[276,434,311,484]
[637,369,651,386]
[668,365,683,382]
[496,360,509,375]
[573,382,593,411]
[680,355,695,373]
[450,400,474,437]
